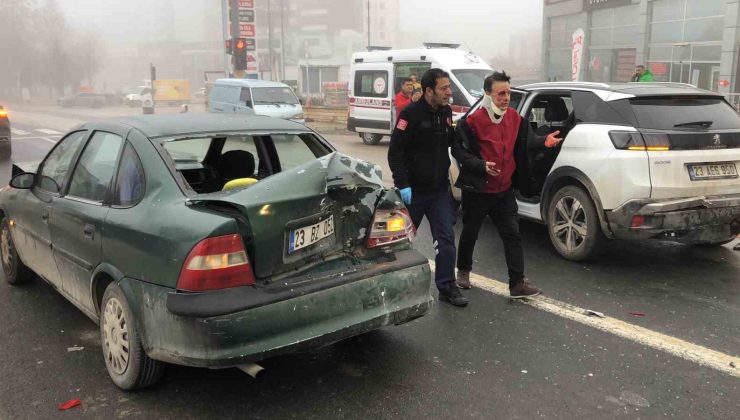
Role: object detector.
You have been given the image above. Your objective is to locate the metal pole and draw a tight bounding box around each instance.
[268,0,274,81]
[280,0,286,81]
[221,0,230,74]
[367,0,370,47]
[229,0,240,76]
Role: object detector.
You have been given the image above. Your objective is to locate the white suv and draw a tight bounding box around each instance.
[450,82,740,261]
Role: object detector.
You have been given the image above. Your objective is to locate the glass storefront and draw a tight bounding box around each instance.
[588,5,640,83]
[545,0,733,91]
[546,13,587,81]
[647,0,724,91]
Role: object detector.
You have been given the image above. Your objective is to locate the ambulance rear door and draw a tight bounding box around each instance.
[349,62,394,145]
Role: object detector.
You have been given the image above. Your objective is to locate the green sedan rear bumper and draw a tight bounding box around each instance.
[119,250,432,368]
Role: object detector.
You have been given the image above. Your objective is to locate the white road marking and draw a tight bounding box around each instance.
[428,261,740,378]
[35,128,61,135]
[11,128,30,135]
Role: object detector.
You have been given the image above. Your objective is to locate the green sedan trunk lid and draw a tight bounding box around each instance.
[188,152,386,279]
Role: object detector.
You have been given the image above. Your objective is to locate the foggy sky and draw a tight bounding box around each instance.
[400,0,543,58]
[59,0,543,59]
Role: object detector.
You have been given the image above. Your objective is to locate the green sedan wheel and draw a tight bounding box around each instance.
[1,218,35,285]
[100,282,164,390]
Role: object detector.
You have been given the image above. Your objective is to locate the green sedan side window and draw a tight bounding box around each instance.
[37,131,87,194]
[67,131,123,202]
[113,143,145,207]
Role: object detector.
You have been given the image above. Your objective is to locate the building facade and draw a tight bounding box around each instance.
[543,0,740,92]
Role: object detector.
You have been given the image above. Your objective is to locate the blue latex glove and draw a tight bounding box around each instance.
[399,187,412,205]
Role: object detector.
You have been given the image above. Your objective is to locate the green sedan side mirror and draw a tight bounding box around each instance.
[9,173,35,189]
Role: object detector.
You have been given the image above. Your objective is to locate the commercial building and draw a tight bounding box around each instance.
[543,0,740,93]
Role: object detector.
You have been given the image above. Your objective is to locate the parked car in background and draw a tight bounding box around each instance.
[1,113,431,390]
[208,79,305,122]
[125,86,151,107]
[125,80,192,107]
[0,105,10,156]
[57,92,105,108]
[451,82,740,261]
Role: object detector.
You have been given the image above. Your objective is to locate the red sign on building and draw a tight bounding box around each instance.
[239,23,255,38]
[650,62,668,76]
[239,0,253,8]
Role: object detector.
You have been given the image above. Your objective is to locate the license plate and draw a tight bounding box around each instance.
[288,215,335,254]
[688,162,738,181]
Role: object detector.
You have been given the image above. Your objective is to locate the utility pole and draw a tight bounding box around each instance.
[280,0,286,81]
[221,0,230,74]
[268,0,274,81]
[367,0,371,47]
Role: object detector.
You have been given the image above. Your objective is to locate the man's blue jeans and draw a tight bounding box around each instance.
[406,184,457,293]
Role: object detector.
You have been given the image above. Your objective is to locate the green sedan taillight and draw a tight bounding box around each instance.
[177,234,256,291]
[366,208,415,248]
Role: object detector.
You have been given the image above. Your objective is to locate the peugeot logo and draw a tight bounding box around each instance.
[713,134,721,146]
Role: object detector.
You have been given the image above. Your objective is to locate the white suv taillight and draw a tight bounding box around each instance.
[366,208,415,248]
[177,234,256,291]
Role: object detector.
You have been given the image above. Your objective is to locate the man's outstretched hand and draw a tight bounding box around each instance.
[545,130,562,148]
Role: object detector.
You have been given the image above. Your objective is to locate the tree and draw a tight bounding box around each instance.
[0,0,36,97]
[0,0,106,98]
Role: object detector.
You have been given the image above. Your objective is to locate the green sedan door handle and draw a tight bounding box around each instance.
[83,223,95,240]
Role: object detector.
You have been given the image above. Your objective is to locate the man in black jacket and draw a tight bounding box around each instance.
[452,71,561,298]
[388,68,468,307]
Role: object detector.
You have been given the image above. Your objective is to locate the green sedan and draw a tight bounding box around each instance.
[0,114,432,390]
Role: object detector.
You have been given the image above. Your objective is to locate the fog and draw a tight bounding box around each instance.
[1,0,544,98]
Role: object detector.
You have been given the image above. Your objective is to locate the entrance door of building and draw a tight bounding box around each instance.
[710,66,720,91]
[670,63,690,84]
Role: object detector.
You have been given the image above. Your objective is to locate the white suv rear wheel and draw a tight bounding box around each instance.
[547,186,604,261]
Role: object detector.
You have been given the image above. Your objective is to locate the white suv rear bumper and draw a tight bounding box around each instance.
[605,194,740,243]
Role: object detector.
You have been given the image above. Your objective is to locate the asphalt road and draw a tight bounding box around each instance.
[0,104,738,419]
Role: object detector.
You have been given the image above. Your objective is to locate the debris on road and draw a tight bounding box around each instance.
[731,361,737,368]
[58,399,81,411]
[66,346,84,352]
[629,312,646,317]
[584,309,605,318]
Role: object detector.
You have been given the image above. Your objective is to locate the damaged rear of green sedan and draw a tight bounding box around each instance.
[0,114,432,390]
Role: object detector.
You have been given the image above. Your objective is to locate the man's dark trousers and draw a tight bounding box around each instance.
[457,188,525,286]
[407,183,457,293]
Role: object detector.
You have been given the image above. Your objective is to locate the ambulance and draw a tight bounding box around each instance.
[347,43,493,145]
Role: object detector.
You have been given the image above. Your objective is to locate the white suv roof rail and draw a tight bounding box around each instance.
[626,81,697,88]
[521,81,612,89]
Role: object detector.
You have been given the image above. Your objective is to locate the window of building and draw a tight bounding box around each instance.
[547,13,586,82]
[648,0,724,91]
[589,5,639,47]
[650,0,725,43]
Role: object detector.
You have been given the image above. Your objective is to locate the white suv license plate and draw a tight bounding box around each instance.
[288,216,335,254]
[688,162,738,181]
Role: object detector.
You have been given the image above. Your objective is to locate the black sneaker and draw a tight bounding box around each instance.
[509,279,542,299]
[439,287,469,307]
